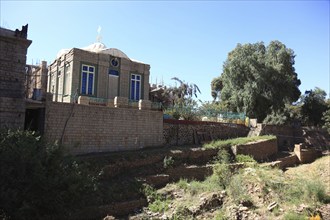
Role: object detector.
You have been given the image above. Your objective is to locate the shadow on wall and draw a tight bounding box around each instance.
[163,119,250,146]
[259,124,330,151]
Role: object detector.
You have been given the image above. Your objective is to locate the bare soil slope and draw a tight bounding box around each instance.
[130,155,330,220]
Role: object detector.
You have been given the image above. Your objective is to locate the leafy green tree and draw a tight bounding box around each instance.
[263,103,302,125]
[153,77,201,120]
[212,41,301,122]
[0,130,97,219]
[301,87,328,126]
[322,100,330,133]
[150,77,201,108]
[211,77,223,101]
[166,77,201,106]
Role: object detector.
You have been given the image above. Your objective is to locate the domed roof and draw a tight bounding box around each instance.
[82,42,107,53]
[100,48,129,59]
[56,48,70,58]
[80,43,130,59]
[56,42,137,61]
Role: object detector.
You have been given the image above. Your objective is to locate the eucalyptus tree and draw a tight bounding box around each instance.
[167,77,201,106]
[301,87,328,126]
[212,41,301,122]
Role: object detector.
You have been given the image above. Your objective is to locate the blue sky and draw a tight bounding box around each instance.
[1,1,329,101]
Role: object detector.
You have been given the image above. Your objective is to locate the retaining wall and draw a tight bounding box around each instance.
[260,124,330,150]
[44,100,163,154]
[163,119,249,146]
[231,139,278,161]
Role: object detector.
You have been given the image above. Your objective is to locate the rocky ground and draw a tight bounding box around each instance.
[127,155,330,220]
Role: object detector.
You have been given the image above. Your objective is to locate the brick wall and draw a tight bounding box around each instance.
[44,100,163,154]
[0,25,32,129]
[163,119,249,146]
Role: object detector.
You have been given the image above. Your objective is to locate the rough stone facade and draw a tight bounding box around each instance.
[43,96,163,154]
[0,25,32,129]
[163,119,250,146]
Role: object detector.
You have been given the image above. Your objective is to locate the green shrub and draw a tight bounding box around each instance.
[177,178,189,191]
[164,156,175,169]
[235,154,256,163]
[173,205,192,219]
[0,130,97,219]
[141,184,158,202]
[216,147,232,164]
[304,180,330,203]
[227,174,251,204]
[176,176,223,196]
[213,163,232,189]
[164,108,181,120]
[148,198,171,213]
[141,184,171,213]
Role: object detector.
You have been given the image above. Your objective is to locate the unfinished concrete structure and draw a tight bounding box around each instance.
[25,61,48,101]
[0,25,32,129]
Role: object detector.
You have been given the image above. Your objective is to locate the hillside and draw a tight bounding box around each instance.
[129,155,330,220]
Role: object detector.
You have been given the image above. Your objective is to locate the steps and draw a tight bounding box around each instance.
[248,124,262,137]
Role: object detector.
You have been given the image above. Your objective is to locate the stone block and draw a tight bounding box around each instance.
[231,138,278,161]
[138,99,151,110]
[114,96,128,108]
[78,95,89,105]
[107,99,114,108]
[294,143,318,163]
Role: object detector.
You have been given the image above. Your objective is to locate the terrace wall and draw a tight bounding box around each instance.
[163,119,249,146]
[44,99,163,154]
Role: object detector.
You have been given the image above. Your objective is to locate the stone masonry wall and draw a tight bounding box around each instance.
[259,124,302,150]
[163,119,249,146]
[259,124,330,150]
[0,26,32,129]
[231,139,278,161]
[44,100,163,154]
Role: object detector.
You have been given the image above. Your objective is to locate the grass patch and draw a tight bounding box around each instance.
[283,179,330,205]
[213,163,232,189]
[138,155,329,219]
[235,154,257,163]
[177,178,189,191]
[142,184,172,213]
[149,198,171,213]
[227,173,252,204]
[203,135,276,149]
[176,176,223,196]
[213,209,227,220]
[283,211,308,220]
